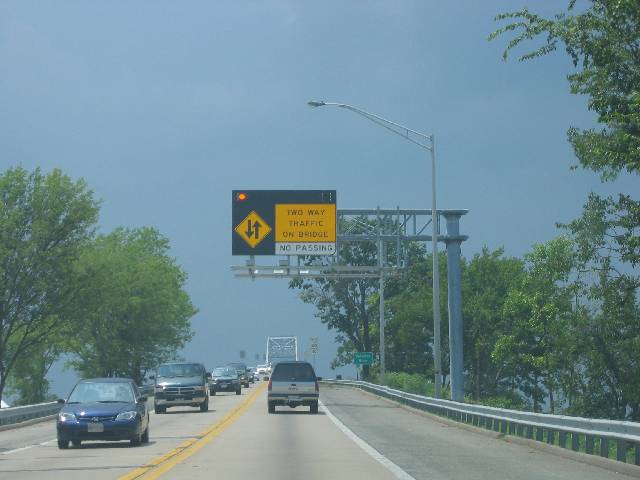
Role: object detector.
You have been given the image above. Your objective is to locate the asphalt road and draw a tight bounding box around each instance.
[0,383,638,480]
[320,385,638,480]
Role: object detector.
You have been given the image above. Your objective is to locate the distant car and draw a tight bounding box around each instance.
[210,367,241,395]
[152,362,210,414]
[256,364,270,380]
[56,378,149,449]
[267,361,319,414]
[247,367,257,383]
[227,362,250,387]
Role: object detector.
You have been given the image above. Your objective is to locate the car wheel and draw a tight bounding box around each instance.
[141,424,150,444]
[236,387,241,395]
[130,429,142,446]
[57,438,69,449]
[310,401,319,414]
[200,397,209,412]
[154,406,166,414]
[72,439,82,448]
[268,402,275,414]
[211,390,216,396]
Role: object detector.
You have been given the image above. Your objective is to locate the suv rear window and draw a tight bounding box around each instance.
[271,363,315,381]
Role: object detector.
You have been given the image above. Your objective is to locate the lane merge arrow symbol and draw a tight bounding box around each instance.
[235,211,272,248]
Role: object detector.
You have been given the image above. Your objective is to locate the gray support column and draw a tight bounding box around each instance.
[444,213,464,402]
[377,208,386,386]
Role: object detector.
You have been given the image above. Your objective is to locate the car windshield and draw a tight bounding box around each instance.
[157,364,202,378]
[212,367,235,376]
[271,363,315,382]
[67,382,135,404]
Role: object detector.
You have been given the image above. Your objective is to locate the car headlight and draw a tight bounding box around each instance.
[115,411,137,421]
[193,385,205,391]
[155,385,165,392]
[58,412,77,422]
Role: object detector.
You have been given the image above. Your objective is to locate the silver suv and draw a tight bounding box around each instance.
[267,361,319,414]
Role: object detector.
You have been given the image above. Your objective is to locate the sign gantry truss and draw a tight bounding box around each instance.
[232,208,468,279]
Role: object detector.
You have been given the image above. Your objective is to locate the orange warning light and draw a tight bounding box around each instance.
[237,192,248,201]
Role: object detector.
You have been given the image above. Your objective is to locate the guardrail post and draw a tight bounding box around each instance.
[571,432,580,451]
[586,435,594,454]
[547,430,555,445]
[559,431,567,448]
[536,427,543,442]
[617,439,627,462]
[635,443,640,466]
[600,437,609,458]
[526,425,534,439]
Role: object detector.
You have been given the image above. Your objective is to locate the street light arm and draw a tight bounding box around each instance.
[308,100,433,151]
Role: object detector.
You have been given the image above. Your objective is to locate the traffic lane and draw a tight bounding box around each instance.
[158,389,397,480]
[320,385,637,480]
[0,389,251,479]
[0,418,57,454]
[0,398,156,454]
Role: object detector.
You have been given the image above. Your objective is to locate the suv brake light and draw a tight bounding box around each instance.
[315,380,319,392]
[268,379,272,391]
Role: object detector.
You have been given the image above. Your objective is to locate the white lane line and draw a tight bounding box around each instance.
[319,400,417,480]
[2,439,56,455]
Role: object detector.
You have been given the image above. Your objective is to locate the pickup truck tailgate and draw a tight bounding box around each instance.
[271,380,316,395]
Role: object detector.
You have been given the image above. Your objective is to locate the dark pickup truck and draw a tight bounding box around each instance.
[152,362,211,414]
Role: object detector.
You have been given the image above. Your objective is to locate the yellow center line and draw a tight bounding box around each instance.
[119,382,266,480]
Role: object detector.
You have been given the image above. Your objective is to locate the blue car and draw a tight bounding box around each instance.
[56,378,150,449]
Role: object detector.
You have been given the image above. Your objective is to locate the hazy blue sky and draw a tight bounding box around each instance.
[1,1,633,396]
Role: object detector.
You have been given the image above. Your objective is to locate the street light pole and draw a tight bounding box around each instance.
[430,137,442,398]
[308,100,442,398]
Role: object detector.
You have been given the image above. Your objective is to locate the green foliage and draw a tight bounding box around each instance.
[66,227,197,385]
[290,217,382,377]
[384,372,433,396]
[493,237,577,413]
[489,0,639,420]
[384,248,449,379]
[5,343,60,405]
[0,166,99,402]
[491,0,639,264]
[462,247,525,401]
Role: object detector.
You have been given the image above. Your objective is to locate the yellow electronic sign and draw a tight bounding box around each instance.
[274,203,336,255]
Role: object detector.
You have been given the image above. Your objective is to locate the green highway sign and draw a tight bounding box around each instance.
[353,352,374,365]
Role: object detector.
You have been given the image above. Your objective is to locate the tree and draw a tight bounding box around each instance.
[384,246,449,379]
[67,227,196,384]
[561,197,640,419]
[5,341,60,405]
[490,0,639,418]
[493,237,577,413]
[462,247,525,403]
[290,217,381,378]
[490,0,639,266]
[0,166,99,404]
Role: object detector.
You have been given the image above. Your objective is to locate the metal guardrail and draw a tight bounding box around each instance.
[0,386,156,428]
[0,401,61,427]
[325,380,640,466]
